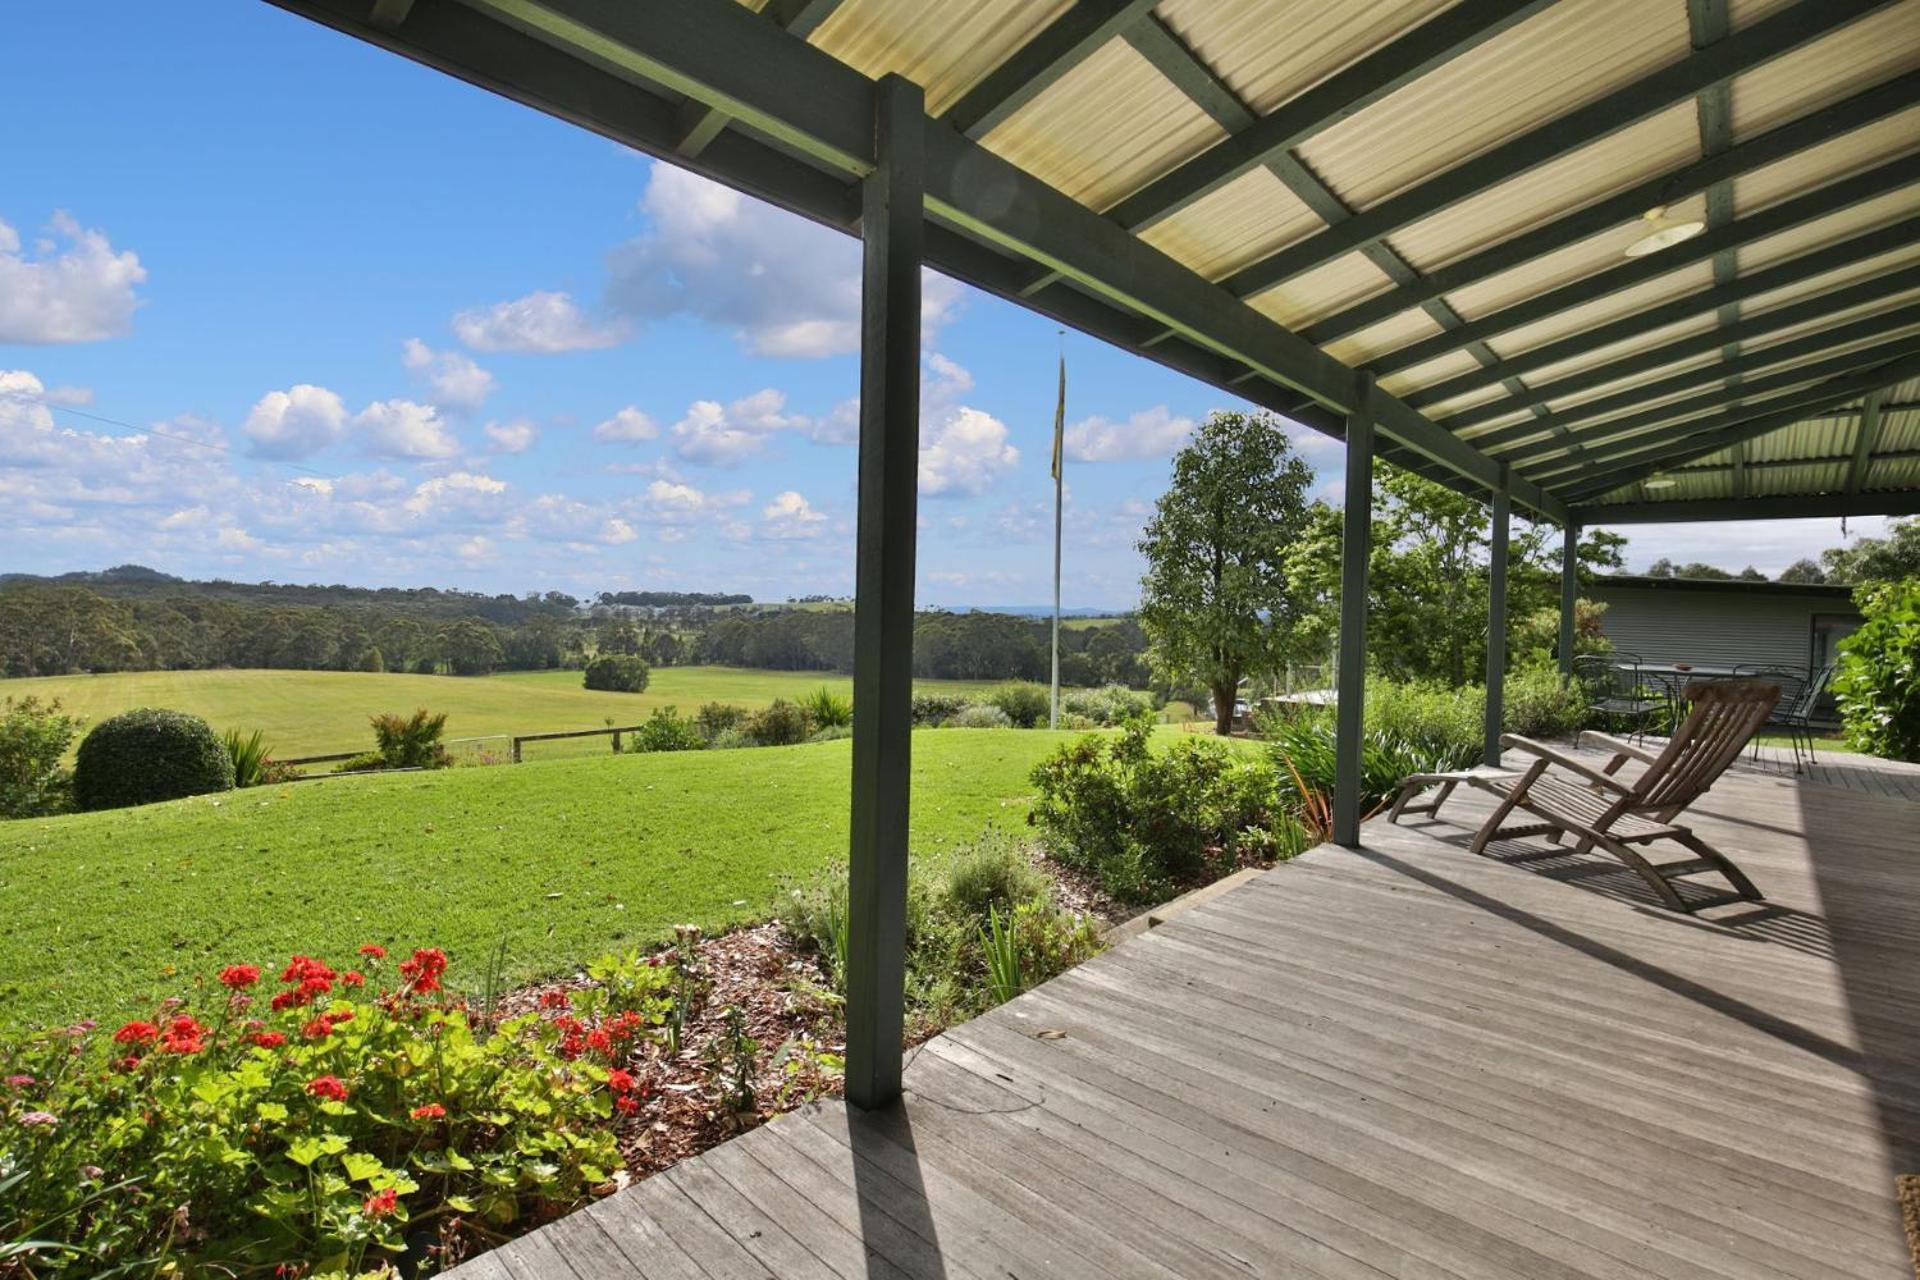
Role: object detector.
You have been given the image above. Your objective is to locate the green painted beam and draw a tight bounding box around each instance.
[1669,444,1920,479]
[1484,470,1511,768]
[1333,376,1375,849]
[1222,0,1894,299]
[844,74,924,1112]
[1405,195,1920,410]
[1467,306,1920,451]
[1558,520,1578,678]
[942,0,1157,139]
[1576,490,1920,523]
[1555,352,1920,500]
[1845,391,1885,494]
[1303,69,1920,344]
[1450,261,1920,431]
[1502,333,1920,466]
[673,0,847,157]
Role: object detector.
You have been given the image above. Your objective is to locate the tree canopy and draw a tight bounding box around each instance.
[1137,411,1317,733]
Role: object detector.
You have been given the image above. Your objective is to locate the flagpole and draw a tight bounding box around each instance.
[1050,333,1065,731]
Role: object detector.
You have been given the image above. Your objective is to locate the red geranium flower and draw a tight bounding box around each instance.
[363,1186,398,1218]
[159,1015,208,1055]
[301,1016,333,1041]
[358,944,387,959]
[539,990,571,1010]
[397,947,448,994]
[113,1021,158,1046]
[306,1075,349,1101]
[250,1031,288,1049]
[219,964,261,990]
[607,1068,636,1094]
[614,1093,639,1115]
[342,971,365,987]
[269,989,305,1012]
[410,1102,447,1121]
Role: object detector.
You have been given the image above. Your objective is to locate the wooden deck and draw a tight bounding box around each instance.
[458,753,1919,1279]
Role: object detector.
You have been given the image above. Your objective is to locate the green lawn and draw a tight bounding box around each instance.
[0,666,1001,760]
[0,730,1084,1030]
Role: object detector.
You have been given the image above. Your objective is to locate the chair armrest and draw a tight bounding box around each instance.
[1578,731,1659,774]
[1498,735,1636,794]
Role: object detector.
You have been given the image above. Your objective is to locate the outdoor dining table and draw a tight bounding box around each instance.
[1612,661,1744,733]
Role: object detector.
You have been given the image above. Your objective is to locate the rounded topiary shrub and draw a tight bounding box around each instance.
[73,708,236,811]
[583,654,651,693]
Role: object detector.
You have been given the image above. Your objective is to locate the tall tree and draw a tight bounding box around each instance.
[1137,411,1317,734]
[1778,557,1827,584]
[1822,517,1920,583]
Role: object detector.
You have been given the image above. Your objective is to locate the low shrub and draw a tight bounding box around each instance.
[1834,578,1920,761]
[910,692,971,726]
[1028,721,1305,904]
[987,681,1051,729]
[808,724,852,743]
[583,654,651,693]
[742,700,813,746]
[627,706,705,753]
[783,836,1101,1031]
[370,707,451,769]
[1265,712,1476,830]
[695,702,748,739]
[0,945,673,1275]
[0,695,80,819]
[800,686,853,730]
[333,750,392,774]
[946,704,1012,729]
[1503,663,1587,739]
[943,835,1047,918]
[72,708,235,812]
[706,727,752,750]
[1062,683,1154,726]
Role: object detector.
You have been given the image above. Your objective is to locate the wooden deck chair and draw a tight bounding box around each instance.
[1388,678,1781,913]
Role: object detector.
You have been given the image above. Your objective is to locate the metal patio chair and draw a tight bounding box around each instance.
[1736,664,1833,772]
[1571,652,1667,743]
[1389,678,1782,913]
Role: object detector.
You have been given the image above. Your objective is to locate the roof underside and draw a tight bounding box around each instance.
[271,0,1920,526]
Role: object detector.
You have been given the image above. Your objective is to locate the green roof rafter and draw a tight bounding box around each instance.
[941,0,1157,139]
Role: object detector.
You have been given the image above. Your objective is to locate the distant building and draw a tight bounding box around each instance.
[1590,574,1861,676]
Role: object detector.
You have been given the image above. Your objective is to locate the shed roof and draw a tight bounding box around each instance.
[271,0,1920,526]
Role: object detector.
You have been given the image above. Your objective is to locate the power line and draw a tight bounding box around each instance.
[0,389,337,481]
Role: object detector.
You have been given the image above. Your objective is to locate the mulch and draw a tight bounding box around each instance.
[1899,1174,1920,1279]
[502,922,844,1185]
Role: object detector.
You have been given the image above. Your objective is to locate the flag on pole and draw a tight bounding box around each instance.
[1050,353,1066,481]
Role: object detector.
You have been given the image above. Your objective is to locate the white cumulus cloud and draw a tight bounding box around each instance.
[483,418,538,453]
[355,398,460,459]
[606,166,963,358]
[0,213,147,344]
[761,490,827,539]
[593,406,658,443]
[671,388,806,467]
[402,338,495,410]
[1064,406,1196,463]
[451,290,626,353]
[242,385,349,460]
[920,406,1019,497]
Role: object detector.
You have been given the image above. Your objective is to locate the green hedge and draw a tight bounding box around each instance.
[73,708,234,811]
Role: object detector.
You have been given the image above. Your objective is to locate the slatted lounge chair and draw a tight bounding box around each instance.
[1388,678,1782,913]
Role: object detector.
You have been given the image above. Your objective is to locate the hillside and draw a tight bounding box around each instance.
[0,666,999,759]
[0,729,1088,1029]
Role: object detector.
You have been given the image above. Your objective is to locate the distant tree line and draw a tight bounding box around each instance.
[1644,517,1918,585]
[595,590,752,608]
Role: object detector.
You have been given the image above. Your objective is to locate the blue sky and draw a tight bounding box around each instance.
[1,5,1879,609]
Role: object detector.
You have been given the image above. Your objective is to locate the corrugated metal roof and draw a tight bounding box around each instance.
[1157,0,1455,117]
[1138,166,1321,282]
[984,38,1224,209]
[810,0,1071,117]
[1729,3,1920,140]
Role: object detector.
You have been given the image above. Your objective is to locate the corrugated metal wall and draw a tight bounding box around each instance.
[1591,585,1857,670]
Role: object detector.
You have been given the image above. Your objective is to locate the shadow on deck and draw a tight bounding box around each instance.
[457,752,1919,1279]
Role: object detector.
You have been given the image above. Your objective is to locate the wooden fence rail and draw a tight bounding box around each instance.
[510,725,647,763]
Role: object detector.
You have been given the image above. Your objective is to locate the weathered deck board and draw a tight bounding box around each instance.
[456,752,1918,1278]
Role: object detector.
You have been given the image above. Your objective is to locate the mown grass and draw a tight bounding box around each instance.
[0,666,1001,760]
[0,729,1088,1030]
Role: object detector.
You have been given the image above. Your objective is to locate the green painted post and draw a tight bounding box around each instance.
[1484,468,1510,768]
[1333,375,1374,848]
[843,74,923,1113]
[1558,520,1579,679]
